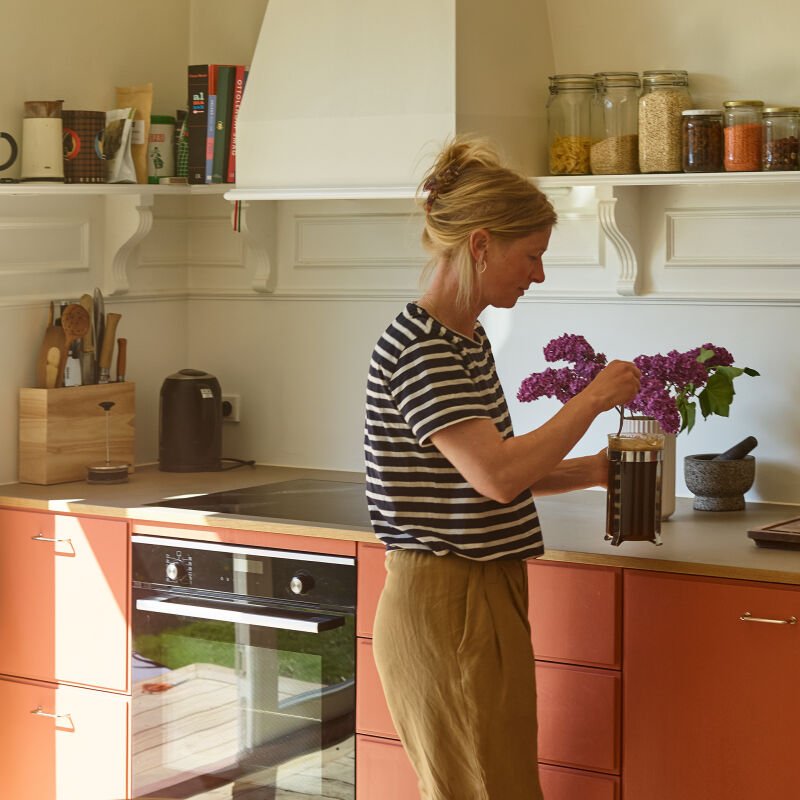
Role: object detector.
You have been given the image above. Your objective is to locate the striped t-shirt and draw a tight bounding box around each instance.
[364,302,544,561]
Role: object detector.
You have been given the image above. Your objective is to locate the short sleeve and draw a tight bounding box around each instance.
[389,338,491,446]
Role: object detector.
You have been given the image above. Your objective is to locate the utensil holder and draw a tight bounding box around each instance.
[18,382,135,485]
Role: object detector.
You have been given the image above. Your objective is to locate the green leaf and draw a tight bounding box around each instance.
[698,388,712,419]
[704,372,734,416]
[714,365,744,379]
[678,400,697,433]
[743,367,760,377]
[697,348,715,363]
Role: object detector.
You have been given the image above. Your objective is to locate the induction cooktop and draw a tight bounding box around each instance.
[145,479,371,529]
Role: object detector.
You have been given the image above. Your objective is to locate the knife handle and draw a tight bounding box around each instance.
[98,313,121,370]
[116,338,127,382]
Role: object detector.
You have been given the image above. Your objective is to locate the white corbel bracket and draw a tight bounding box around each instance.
[232,199,277,293]
[102,193,154,295]
[596,184,641,296]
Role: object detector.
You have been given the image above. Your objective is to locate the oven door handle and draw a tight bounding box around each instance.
[135,597,345,634]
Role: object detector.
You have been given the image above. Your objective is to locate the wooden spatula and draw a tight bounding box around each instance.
[58,304,91,388]
[36,302,66,389]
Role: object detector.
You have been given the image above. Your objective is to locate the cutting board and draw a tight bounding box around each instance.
[747,517,800,549]
[35,325,66,388]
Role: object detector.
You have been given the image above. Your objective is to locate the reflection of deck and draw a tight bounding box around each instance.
[132,663,354,799]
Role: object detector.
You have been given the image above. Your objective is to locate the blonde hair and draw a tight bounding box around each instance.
[417,135,557,308]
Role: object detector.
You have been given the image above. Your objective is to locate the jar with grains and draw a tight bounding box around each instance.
[590,72,641,174]
[638,70,692,173]
[547,74,594,175]
[723,100,763,172]
[681,109,723,173]
[762,106,799,171]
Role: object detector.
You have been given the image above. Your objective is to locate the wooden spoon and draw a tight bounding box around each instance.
[58,303,91,388]
[36,303,66,389]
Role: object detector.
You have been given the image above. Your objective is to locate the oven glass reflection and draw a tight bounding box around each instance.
[132,607,355,799]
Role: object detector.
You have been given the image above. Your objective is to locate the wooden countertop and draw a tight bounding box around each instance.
[2,464,799,585]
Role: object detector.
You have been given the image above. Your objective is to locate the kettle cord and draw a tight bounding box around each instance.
[219,457,257,471]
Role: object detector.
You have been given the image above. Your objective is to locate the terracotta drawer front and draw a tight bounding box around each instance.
[356,734,419,800]
[356,637,397,738]
[357,542,386,637]
[623,570,800,800]
[528,560,621,668]
[536,661,621,774]
[0,509,129,692]
[539,764,619,800]
[0,676,129,800]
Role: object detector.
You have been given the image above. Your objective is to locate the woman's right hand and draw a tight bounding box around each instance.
[583,360,641,412]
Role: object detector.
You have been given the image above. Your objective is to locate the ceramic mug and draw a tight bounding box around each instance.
[0,131,18,171]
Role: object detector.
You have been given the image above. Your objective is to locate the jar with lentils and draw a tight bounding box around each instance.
[590,72,641,174]
[681,109,723,173]
[723,100,763,172]
[547,74,594,175]
[638,70,692,173]
[762,106,799,171]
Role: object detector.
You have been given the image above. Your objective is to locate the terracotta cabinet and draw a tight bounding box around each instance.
[356,734,419,800]
[0,676,129,800]
[624,570,800,800]
[0,509,129,692]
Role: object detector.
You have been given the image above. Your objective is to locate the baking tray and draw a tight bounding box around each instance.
[747,517,800,549]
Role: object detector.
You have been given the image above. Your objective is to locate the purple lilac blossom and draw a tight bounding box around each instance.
[687,343,735,368]
[543,334,605,365]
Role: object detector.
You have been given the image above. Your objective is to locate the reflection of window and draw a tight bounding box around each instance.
[134,620,235,670]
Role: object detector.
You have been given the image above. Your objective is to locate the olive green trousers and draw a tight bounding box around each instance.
[372,549,544,800]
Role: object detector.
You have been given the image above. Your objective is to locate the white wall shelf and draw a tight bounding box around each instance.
[0,183,230,197]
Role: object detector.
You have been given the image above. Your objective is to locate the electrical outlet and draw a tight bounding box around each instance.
[222,394,241,423]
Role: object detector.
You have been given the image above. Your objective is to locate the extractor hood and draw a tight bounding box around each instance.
[231,0,554,198]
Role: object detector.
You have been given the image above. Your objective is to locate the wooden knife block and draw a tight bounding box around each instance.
[18,383,135,485]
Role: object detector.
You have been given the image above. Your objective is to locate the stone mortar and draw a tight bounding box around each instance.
[683,454,755,511]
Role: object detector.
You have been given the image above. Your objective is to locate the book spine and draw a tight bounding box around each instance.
[226,65,247,183]
[187,65,209,184]
[213,65,236,184]
[204,65,218,184]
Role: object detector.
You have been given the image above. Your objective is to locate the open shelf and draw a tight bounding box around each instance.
[0,183,231,197]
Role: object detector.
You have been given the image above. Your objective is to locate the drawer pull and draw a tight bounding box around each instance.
[31,532,73,545]
[739,611,797,625]
[30,706,73,723]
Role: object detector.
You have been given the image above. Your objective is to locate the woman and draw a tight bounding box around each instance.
[363,136,640,800]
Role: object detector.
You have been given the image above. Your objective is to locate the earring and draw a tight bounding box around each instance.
[477,257,487,273]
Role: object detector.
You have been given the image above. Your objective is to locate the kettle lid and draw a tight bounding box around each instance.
[166,368,215,381]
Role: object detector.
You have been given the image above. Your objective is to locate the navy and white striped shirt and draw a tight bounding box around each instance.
[364,302,544,561]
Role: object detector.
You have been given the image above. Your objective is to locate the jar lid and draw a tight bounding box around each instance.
[548,74,595,89]
[594,71,641,88]
[763,106,800,114]
[723,100,764,108]
[682,109,722,116]
[642,69,689,86]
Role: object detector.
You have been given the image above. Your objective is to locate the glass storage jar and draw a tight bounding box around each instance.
[590,72,641,174]
[723,100,763,171]
[547,74,594,175]
[638,70,692,173]
[681,109,723,173]
[762,106,799,171]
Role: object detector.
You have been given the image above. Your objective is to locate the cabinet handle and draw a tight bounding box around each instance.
[31,532,73,545]
[739,611,797,625]
[30,706,73,723]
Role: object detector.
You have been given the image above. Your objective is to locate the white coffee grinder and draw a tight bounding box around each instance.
[21,100,64,182]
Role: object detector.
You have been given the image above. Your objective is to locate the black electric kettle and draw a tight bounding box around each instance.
[158,369,222,472]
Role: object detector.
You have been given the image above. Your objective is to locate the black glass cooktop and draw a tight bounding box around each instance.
[145,478,371,529]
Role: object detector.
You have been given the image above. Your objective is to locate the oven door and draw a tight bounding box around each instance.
[132,589,355,799]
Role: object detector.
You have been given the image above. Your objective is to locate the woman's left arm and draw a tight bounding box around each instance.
[529,450,608,497]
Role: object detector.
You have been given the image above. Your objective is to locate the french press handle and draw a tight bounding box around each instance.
[0,132,18,171]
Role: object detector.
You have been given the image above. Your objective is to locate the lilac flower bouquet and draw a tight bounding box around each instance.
[517,334,759,435]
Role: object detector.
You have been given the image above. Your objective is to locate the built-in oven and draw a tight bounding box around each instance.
[131,535,356,800]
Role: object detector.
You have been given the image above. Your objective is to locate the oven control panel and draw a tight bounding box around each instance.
[132,536,355,609]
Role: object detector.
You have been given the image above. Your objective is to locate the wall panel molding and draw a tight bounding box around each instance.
[0,219,89,275]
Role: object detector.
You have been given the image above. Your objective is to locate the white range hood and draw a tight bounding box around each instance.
[232,0,554,197]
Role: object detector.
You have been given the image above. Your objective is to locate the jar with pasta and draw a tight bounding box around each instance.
[590,72,641,174]
[761,106,798,171]
[638,70,692,173]
[723,100,763,172]
[547,74,594,175]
